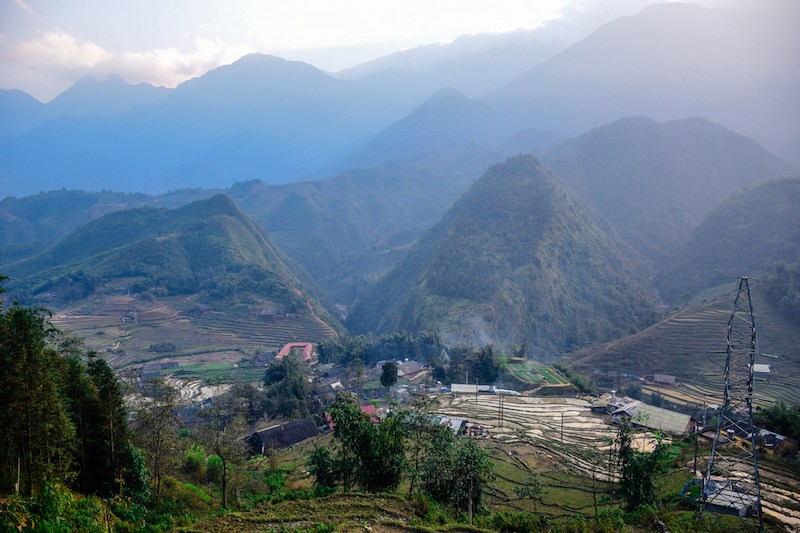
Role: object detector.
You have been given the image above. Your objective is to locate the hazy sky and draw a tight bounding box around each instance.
[1,0,727,102]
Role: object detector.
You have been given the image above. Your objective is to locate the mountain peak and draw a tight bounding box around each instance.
[347,154,657,351]
[196,193,243,218]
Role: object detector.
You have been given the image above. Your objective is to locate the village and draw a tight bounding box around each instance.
[124,338,800,528]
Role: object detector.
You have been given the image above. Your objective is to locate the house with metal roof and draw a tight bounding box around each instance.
[245,417,320,455]
[652,374,677,386]
[611,400,697,436]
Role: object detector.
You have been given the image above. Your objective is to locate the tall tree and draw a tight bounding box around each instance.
[0,300,75,496]
[405,397,439,497]
[380,361,399,395]
[0,276,145,501]
[206,415,248,509]
[421,425,495,514]
[87,353,143,497]
[62,353,102,494]
[200,392,251,509]
[616,420,668,511]
[262,355,311,419]
[133,379,179,505]
[320,391,407,492]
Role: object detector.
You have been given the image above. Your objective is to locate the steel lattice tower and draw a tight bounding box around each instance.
[698,278,762,530]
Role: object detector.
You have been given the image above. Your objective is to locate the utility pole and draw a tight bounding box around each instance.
[561,412,564,443]
[697,278,763,531]
[498,393,504,427]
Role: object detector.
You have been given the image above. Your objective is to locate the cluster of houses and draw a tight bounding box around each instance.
[591,392,796,456]
[152,342,790,460]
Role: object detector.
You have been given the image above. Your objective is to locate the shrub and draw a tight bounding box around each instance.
[263,471,285,493]
[183,444,208,478]
[206,455,224,483]
[489,510,551,532]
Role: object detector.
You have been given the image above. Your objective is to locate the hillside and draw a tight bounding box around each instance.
[0,152,497,309]
[227,146,529,306]
[542,117,796,266]
[346,155,659,353]
[567,276,800,408]
[654,178,800,302]
[0,194,339,372]
[0,189,153,248]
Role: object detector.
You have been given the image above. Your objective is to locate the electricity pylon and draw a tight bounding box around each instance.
[698,277,762,530]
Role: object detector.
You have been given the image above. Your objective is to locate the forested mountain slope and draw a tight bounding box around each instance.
[542,117,796,267]
[347,155,658,353]
[0,194,334,324]
[654,178,800,303]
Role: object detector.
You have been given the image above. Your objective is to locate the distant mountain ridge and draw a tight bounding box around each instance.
[346,155,659,353]
[487,0,800,153]
[0,75,168,138]
[541,116,797,267]
[654,178,800,303]
[0,54,421,196]
[2,1,797,196]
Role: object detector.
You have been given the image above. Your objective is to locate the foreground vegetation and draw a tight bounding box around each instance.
[1,275,796,532]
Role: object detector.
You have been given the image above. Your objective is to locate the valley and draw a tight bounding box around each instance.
[1,2,799,531]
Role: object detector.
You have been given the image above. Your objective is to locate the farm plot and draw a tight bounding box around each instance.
[432,394,641,481]
[507,360,570,386]
[50,292,337,381]
[507,360,544,384]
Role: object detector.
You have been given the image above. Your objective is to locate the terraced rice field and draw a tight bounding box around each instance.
[569,284,800,408]
[434,394,624,481]
[507,360,570,387]
[50,293,337,378]
[434,393,800,528]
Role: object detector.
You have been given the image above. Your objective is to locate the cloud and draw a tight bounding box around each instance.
[14,29,111,71]
[12,0,35,16]
[4,31,256,98]
[114,37,257,87]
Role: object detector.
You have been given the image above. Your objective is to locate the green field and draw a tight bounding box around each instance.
[507,359,570,386]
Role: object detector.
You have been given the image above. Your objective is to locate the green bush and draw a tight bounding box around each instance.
[262,472,285,493]
[489,510,551,532]
[410,493,448,525]
[183,444,208,478]
[595,507,626,532]
[0,495,33,532]
[206,455,223,483]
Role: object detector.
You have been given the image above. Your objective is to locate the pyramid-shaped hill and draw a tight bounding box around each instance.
[346,155,659,354]
[1,194,339,368]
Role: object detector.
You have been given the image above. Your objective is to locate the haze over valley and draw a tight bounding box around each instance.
[2,1,800,530]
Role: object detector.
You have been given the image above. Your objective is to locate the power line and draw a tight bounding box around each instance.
[697,278,763,531]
